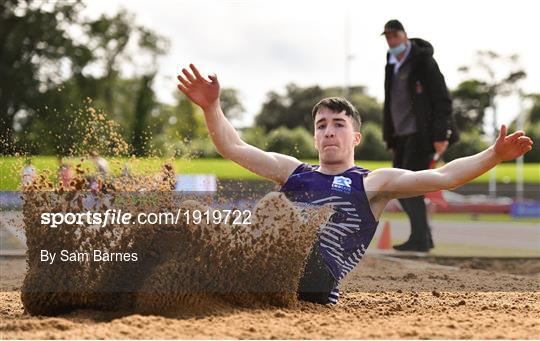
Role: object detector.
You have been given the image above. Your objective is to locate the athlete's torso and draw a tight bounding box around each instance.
[280,163,380,283]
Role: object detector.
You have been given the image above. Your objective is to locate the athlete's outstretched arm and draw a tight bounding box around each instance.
[366,125,534,199]
[177,64,301,185]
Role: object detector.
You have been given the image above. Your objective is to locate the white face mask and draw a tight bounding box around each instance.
[389,42,406,56]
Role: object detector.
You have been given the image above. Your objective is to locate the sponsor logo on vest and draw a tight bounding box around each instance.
[331,176,352,194]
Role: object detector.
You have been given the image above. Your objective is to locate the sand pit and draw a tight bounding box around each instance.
[1,254,539,339]
[5,109,342,324]
[19,183,334,316]
[3,168,539,338]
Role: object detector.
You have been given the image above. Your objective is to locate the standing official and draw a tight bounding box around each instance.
[382,20,458,252]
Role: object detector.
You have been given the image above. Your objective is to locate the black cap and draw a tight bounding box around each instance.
[381,19,405,35]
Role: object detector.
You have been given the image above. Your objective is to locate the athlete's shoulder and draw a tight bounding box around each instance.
[290,163,318,176]
[347,165,371,176]
[280,163,319,192]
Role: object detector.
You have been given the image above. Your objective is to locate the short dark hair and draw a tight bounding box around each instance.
[381,19,405,35]
[311,97,362,131]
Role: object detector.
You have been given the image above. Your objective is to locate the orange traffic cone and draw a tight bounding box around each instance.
[377,221,392,250]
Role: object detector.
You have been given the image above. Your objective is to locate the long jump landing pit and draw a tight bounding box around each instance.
[0,170,539,339]
[1,247,539,338]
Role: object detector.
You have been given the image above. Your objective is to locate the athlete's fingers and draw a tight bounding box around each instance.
[208,73,219,85]
[497,124,507,141]
[177,84,188,94]
[517,136,533,145]
[189,64,204,80]
[177,74,192,88]
[520,143,532,153]
[506,130,524,142]
[182,68,195,83]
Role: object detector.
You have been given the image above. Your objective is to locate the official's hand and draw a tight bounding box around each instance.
[177,64,220,111]
[433,140,449,156]
[493,124,533,162]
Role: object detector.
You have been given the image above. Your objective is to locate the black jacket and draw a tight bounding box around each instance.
[383,38,458,152]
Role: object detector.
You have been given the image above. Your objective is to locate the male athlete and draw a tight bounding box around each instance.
[177,64,533,304]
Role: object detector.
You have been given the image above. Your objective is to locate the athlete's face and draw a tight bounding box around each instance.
[313,108,361,165]
[384,30,407,48]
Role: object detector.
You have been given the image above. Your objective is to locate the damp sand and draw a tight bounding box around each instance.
[1,255,539,339]
[19,176,334,316]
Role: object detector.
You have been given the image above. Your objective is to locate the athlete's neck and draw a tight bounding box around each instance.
[316,161,355,175]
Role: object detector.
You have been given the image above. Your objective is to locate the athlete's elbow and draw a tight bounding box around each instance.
[442,176,463,190]
[209,134,237,155]
[434,170,461,190]
[215,147,230,159]
[215,145,236,160]
[216,141,244,160]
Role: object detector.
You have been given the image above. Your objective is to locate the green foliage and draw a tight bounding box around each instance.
[527,94,540,124]
[530,105,540,124]
[255,84,324,133]
[166,93,207,141]
[508,93,540,162]
[151,136,220,159]
[148,90,223,158]
[3,7,534,167]
[0,0,88,154]
[354,123,391,161]
[265,126,318,158]
[188,138,221,158]
[241,126,268,149]
[324,86,383,126]
[524,123,540,163]
[132,74,155,156]
[220,88,245,121]
[1,1,169,156]
[452,80,490,132]
[456,51,526,134]
[255,84,382,133]
[253,83,386,160]
[443,129,489,162]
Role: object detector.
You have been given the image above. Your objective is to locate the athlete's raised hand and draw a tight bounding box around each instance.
[493,124,533,162]
[177,64,220,110]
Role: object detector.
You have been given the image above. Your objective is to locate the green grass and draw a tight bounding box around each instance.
[347,160,540,185]
[1,156,539,190]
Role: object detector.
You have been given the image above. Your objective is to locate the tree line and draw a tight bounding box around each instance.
[1,1,538,162]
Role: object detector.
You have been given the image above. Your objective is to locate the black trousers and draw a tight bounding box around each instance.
[392,133,434,245]
[297,243,336,304]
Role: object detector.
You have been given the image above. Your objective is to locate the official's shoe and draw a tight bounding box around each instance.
[427,233,434,249]
[392,240,430,252]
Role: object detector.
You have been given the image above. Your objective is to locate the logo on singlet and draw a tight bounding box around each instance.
[331,176,352,194]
